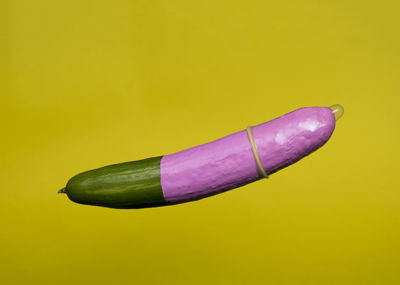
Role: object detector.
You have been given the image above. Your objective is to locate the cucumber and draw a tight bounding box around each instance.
[63,156,167,209]
[60,105,342,210]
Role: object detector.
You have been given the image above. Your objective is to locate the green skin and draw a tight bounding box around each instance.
[65,156,167,209]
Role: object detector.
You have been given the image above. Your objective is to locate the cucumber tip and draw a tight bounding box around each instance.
[58,187,67,194]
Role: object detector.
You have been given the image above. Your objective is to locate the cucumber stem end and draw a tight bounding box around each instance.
[58,187,67,194]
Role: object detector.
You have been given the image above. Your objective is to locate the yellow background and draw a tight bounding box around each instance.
[1,1,399,284]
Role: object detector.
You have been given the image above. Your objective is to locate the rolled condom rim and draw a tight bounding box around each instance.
[246,125,269,179]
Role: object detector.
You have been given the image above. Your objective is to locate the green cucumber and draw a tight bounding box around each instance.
[62,156,167,209]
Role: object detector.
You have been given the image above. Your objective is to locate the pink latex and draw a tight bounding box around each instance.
[160,107,336,204]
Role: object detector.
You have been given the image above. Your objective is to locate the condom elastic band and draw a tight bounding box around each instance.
[246,126,269,179]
